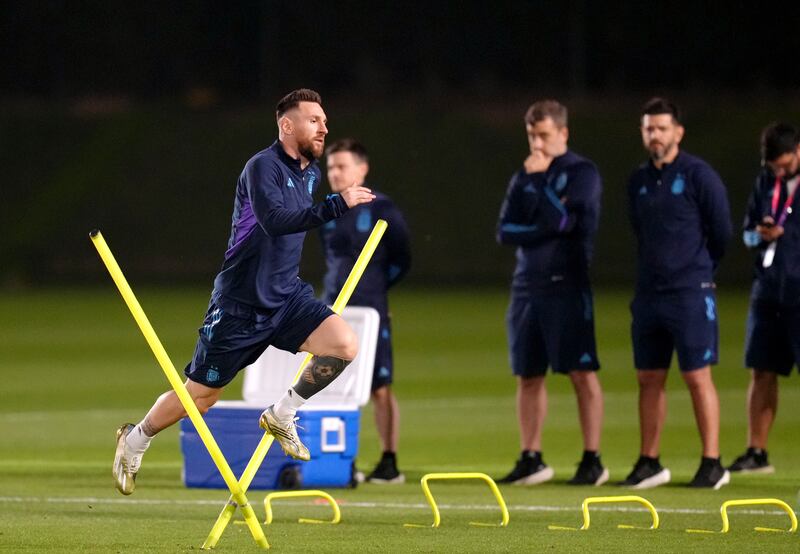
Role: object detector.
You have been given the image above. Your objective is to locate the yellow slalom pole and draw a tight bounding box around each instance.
[89,230,269,549]
[203,219,388,549]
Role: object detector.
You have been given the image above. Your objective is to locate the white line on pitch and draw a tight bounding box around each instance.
[0,496,795,516]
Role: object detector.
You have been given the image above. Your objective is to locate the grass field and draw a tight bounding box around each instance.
[1,287,799,552]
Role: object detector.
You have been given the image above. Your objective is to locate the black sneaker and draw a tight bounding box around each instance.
[567,453,609,486]
[727,448,774,474]
[689,457,730,489]
[366,453,405,484]
[618,456,671,489]
[497,452,554,485]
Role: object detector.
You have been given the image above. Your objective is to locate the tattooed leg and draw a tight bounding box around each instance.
[292,355,352,399]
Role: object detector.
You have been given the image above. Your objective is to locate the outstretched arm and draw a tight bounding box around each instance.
[248,159,373,236]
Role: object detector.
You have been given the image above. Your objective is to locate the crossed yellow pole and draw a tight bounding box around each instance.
[91,219,387,549]
[90,229,268,548]
[202,218,388,549]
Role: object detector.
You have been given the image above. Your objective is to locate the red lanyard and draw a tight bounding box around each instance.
[771,177,797,227]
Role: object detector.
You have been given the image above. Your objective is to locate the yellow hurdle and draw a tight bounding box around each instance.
[548,495,659,531]
[686,498,798,534]
[203,219,388,549]
[263,490,341,525]
[90,230,269,549]
[403,472,510,528]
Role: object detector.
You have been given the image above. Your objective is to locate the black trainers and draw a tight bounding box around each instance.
[497,451,554,485]
[727,448,774,474]
[618,456,671,489]
[689,457,730,489]
[366,453,405,484]
[567,453,609,486]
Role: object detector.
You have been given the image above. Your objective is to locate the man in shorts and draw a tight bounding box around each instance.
[622,97,732,489]
[321,138,411,483]
[729,122,800,474]
[112,89,376,495]
[496,99,607,486]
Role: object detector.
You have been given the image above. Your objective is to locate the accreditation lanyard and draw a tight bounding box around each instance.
[763,175,799,268]
[771,177,798,227]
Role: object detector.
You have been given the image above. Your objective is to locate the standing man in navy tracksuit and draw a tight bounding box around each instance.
[728,123,800,474]
[112,89,377,495]
[496,100,607,486]
[321,138,411,484]
[622,97,733,490]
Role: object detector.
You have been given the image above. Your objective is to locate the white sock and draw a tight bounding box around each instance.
[125,423,154,456]
[271,388,306,421]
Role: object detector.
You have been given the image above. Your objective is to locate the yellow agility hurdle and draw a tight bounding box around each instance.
[203,219,388,549]
[90,230,269,549]
[262,490,341,525]
[548,495,659,531]
[404,472,510,528]
[686,498,798,534]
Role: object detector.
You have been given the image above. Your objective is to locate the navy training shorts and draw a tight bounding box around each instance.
[184,282,334,388]
[506,286,600,377]
[745,296,800,376]
[631,289,718,372]
[371,311,394,391]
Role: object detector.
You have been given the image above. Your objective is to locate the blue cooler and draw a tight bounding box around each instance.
[180,307,378,490]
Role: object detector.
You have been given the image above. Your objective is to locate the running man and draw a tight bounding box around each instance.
[622,97,732,489]
[113,89,375,495]
[729,122,800,474]
[496,99,607,486]
[321,138,411,483]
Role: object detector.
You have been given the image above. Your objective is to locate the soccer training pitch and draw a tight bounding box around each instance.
[1,287,798,552]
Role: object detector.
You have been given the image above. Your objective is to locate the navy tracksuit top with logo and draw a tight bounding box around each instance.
[496,150,602,292]
[743,168,800,305]
[627,150,732,294]
[212,141,349,313]
[319,189,411,313]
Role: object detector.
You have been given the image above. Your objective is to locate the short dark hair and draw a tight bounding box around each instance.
[641,97,681,125]
[524,100,568,128]
[276,88,322,118]
[761,122,800,163]
[325,138,369,163]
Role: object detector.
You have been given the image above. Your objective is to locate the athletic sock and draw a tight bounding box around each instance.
[640,455,660,467]
[381,451,396,462]
[272,388,307,421]
[582,450,599,462]
[125,422,154,456]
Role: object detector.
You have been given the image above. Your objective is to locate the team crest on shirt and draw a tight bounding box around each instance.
[671,173,685,195]
[356,209,372,232]
[307,174,316,194]
[553,172,568,193]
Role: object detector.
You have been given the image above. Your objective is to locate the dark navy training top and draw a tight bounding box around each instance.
[496,150,602,292]
[212,141,349,314]
[627,150,732,293]
[743,168,800,305]
[320,189,411,314]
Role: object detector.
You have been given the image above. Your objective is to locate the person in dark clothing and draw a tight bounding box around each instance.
[729,122,800,474]
[320,138,411,484]
[621,97,733,490]
[496,100,607,487]
[112,89,376,495]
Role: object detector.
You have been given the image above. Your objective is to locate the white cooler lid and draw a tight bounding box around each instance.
[242,306,379,408]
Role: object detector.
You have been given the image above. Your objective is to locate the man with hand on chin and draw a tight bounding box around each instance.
[496,100,606,487]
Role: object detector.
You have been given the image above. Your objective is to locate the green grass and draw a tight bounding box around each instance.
[1,287,799,552]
